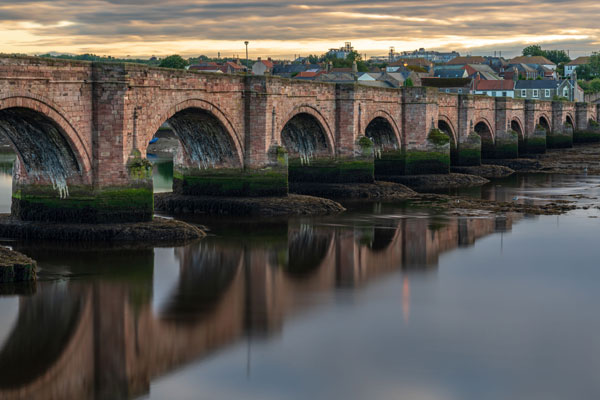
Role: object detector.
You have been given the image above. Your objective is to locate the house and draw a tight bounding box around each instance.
[464,64,500,80]
[421,77,472,94]
[484,56,509,74]
[293,70,325,80]
[327,42,354,59]
[446,56,487,66]
[514,80,560,100]
[509,55,556,71]
[251,57,274,76]
[397,48,460,63]
[557,79,585,102]
[473,78,515,98]
[222,61,246,74]
[388,57,433,72]
[507,63,538,80]
[565,56,591,77]
[434,68,468,79]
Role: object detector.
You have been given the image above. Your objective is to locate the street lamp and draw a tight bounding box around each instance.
[244,41,249,74]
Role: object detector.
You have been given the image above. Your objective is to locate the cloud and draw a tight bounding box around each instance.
[0,0,598,58]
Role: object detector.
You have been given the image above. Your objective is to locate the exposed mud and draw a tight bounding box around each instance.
[0,215,205,243]
[155,193,345,217]
[485,143,600,175]
[451,165,515,179]
[0,245,36,283]
[290,181,416,200]
[380,173,490,192]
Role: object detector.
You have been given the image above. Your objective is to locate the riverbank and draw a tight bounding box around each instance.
[155,193,345,216]
[0,246,36,284]
[0,215,205,242]
[380,173,490,192]
[485,142,600,174]
[290,181,416,200]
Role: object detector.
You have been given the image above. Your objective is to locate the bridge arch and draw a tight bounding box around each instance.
[147,99,244,169]
[474,119,495,159]
[566,114,575,129]
[0,96,92,185]
[511,118,525,155]
[363,111,402,150]
[538,115,551,132]
[279,106,335,160]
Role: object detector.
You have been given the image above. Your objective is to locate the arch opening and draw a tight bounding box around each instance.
[281,113,330,164]
[365,117,399,156]
[474,121,494,159]
[285,226,331,278]
[166,108,241,170]
[511,120,525,155]
[437,120,457,164]
[565,115,574,129]
[538,116,550,132]
[0,107,81,198]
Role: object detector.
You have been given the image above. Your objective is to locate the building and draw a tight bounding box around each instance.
[565,56,591,77]
[473,79,515,98]
[446,56,487,66]
[397,48,460,63]
[327,42,354,59]
[421,77,472,94]
[508,55,556,71]
[251,57,274,76]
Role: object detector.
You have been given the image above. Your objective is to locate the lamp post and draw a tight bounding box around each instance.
[244,41,249,74]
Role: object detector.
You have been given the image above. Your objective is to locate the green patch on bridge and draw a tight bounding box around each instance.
[288,158,374,183]
[174,168,289,197]
[12,184,154,223]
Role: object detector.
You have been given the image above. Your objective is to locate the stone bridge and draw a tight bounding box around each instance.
[1,56,599,222]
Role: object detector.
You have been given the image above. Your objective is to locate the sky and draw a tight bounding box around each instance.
[0,0,599,60]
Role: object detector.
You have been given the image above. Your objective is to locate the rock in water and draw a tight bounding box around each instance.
[0,246,36,283]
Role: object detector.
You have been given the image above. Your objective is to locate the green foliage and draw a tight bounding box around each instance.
[576,53,600,81]
[321,50,368,72]
[159,55,189,69]
[552,95,569,101]
[522,45,571,65]
[38,53,161,66]
[404,78,414,87]
[578,77,600,94]
[428,129,451,146]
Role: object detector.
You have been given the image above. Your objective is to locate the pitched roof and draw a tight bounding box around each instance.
[421,77,472,88]
[446,56,486,65]
[474,80,514,91]
[434,69,466,78]
[514,80,560,89]
[509,55,555,66]
[390,57,431,67]
[567,56,591,66]
[261,59,274,69]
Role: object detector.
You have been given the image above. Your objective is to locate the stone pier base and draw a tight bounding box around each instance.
[493,130,519,159]
[403,129,450,175]
[374,149,405,176]
[289,157,374,183]
[174,167,288,197]
[573,124,600,143]
[11,184,154,223]
[524,128,547,154]
[547,126,573,149]
[455,133,481,166]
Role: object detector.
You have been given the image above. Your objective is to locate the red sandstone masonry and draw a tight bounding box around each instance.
[1,56,599,189]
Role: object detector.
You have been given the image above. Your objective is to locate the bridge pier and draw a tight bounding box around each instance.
[547,101,574,148]
[573,103,600,143]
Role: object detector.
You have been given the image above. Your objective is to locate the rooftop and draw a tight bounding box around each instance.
[509,55,555,66]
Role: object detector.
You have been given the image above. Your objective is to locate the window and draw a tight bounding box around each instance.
[521,89,527,97]
[502,91,507,97]
[564,88,569,97]
[445,89,450,93]
[533,89,539,98]
[545,89,551,97]
[492,91,497,97]
[458,89,462,94]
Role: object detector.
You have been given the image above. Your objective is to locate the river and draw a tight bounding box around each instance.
[0,153,599,399]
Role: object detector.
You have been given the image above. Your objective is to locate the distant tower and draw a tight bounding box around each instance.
[389,46,395,63]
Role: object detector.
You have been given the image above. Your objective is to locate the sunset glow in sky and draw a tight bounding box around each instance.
[1,1,599,59]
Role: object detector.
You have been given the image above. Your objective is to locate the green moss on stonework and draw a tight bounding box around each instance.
[127,157,153,180]
[524,137,546,154]
[374,150,405,176]
[546,133,573,149]
[589,119,599,128]
[456,148,481,166]
[12,186,154,223]
[428,129,451,146]
[573,131,600,143]
[494,143,519,159]
[358,136,374,149]
[404,150,450,175]
[175,168,288,197]
[289,158,374,183]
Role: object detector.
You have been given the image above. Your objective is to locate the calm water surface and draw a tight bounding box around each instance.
[1,153,600,400]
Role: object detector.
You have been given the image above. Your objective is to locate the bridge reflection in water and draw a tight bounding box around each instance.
[0,212,519,400]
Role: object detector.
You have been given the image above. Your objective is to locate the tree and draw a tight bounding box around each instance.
[522,45,544,57]
[544,50,570,65]
[159,55,188,69]
[404,78,414,87]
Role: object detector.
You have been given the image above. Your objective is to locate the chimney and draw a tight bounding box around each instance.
[327,61,332,73]
[352,60,358,74]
